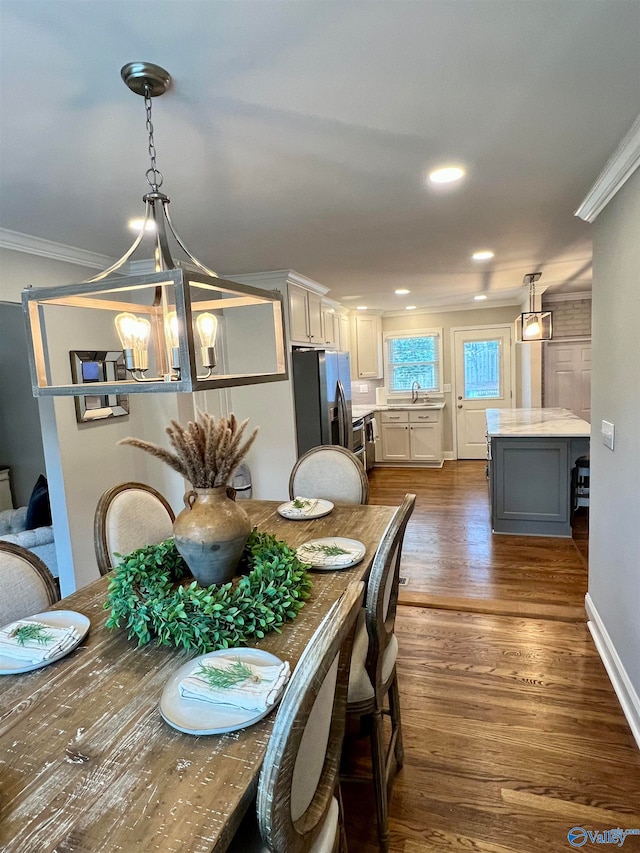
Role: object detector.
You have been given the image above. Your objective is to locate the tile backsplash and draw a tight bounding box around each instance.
[351,379,384,406]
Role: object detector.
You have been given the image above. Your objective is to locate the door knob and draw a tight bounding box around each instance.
[457,404,463,409]
[457,395,462,400]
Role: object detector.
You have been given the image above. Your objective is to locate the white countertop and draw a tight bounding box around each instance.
[352,402,445,421]
[486,408,591,438]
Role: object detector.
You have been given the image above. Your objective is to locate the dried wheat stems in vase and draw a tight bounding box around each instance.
[118,412,258,488]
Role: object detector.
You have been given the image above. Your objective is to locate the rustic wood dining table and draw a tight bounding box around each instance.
[0,499,396,853]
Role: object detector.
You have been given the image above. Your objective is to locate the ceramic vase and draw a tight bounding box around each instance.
[173,486,251,587]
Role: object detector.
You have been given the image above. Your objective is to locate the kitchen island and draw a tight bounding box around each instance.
[486,408,590,537]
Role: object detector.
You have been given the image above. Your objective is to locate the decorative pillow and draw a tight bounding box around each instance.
[25,475,52,530]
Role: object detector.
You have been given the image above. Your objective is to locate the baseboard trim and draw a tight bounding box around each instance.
[585,592,640,750]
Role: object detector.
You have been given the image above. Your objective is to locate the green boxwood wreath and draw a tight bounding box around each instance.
[104,529,313,654]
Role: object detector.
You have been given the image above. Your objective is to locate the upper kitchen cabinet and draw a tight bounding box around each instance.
[352,314,383,379]
[288,282,324,345]
[335,311,351,353]
[321,301,337,348]
[228,270,329,349]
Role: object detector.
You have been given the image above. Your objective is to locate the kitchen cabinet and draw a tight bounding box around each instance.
[321,302,337,348]
[486,408,590,537]
[289,282,323,345]
[335,312,350,353]
[353,314,383,379]
[379,409,443,465]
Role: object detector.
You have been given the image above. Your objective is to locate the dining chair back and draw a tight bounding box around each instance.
[344,492,416,853]
[289,446,369,505]
[94,482,175,576]
[229,581,364,853]
[0,541,59,626]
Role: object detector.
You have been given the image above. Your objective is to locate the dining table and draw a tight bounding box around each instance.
[0,499,397,853]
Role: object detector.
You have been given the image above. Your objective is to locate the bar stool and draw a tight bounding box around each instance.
[572,455,590,511]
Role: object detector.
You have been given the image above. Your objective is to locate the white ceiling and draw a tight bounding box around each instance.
[1,1,639,313]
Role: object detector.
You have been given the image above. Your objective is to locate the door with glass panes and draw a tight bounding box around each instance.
[452,327,513,459]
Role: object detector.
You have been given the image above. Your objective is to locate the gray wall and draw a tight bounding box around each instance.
[589,168,640,698]
[0,301,46,506]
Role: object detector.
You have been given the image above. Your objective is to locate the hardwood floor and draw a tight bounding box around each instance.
[343,463,640,853]
[368,462,588,621]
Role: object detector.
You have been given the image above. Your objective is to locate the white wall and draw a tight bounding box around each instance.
[588,169,640,709]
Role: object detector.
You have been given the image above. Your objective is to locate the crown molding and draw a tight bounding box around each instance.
[542,291,592,304]
[0,228,115,270]
[382,297,520,318]
[226,269,329,296]
[575,112,640,223]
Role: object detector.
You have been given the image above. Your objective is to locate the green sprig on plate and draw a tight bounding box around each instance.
[195,660,263,689]
[10,624,53,646]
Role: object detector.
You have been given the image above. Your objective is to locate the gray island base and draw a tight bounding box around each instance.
[486,408,590,538]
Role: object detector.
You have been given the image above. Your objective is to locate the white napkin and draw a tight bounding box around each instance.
[0,619,80,663]
[297,542,365,568]
[178,656,291,713]
[284,497,319,517]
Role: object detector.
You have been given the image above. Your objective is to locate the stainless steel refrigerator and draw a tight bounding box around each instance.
[291,348,353,456]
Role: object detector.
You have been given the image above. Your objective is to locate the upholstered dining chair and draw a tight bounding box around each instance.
[288,446,369,505]
[0,541,60,626]
[94,482,175,576]
[343,492,416,853]
[228,581,365,853]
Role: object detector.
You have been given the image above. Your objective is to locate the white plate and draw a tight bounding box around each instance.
[160,648,288,735]
[0,610,91,675]
[296,537,366,571]
[277,498,334,520]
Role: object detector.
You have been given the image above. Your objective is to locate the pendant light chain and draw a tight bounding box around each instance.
[144,83,163,190]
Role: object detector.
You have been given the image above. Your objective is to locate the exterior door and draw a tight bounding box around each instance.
[544,341,591,422]
[453,326,513,459]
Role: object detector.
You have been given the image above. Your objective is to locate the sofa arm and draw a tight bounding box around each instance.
[0,506,28,535]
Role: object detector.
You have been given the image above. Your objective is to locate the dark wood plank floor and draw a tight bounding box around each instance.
[369,461,588,621]
[344,463,640,853]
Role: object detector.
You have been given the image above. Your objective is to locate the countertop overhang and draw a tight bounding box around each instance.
[486,408,591,438]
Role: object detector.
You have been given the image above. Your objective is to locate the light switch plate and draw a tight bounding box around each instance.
[601,420,615,450]
[443,383,452,393]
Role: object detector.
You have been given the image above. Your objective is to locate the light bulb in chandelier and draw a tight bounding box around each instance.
[115,312,151,371]
[165,311,180,370]
[196,312,218,369]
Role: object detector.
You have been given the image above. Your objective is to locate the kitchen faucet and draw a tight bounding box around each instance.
[411,380,421,404]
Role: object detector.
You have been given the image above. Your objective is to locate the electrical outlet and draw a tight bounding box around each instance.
[359,384,368,393]
[601,420,615,451]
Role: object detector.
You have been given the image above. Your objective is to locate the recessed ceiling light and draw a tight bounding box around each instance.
[128,218,155,232]
[356,305,368,311]
[428,165,466,185]
[395,288,410,295]
[472,250,494,261]
[474,294,488,301]
[405,305,417,310]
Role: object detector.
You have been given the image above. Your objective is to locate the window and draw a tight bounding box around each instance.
[462,339,501,399]
[384,330,442,394]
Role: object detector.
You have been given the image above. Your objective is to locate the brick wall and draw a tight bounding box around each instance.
[543,298,592,338]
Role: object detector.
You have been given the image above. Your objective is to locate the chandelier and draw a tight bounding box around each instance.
[515,272,553,342]
[23,62,287,396]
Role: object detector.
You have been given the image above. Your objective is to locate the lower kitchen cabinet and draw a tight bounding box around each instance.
[379,409,443,465]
